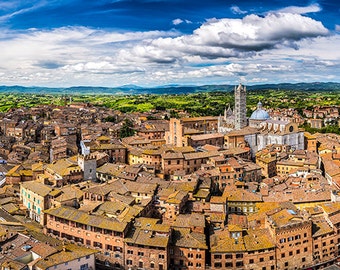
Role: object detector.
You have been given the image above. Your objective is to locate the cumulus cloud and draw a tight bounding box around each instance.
[0,11,336,87]
[336,25,340,31]
[276,3,321,14]
[230,5,247,15]
[188,13,328,51]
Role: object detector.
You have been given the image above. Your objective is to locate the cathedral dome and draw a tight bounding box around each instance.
[250,101,270,120]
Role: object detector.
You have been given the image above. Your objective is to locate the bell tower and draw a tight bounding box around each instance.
[234,83,247,130]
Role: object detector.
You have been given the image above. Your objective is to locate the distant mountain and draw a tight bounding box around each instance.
[0,82,339,95]
[118,84,144,90]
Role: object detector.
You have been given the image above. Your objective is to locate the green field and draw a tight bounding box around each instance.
[0,90,339,117]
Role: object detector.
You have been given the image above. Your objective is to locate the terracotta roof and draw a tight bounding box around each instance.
[190,133,224,140]
[268,208,305,228]
[223,187,262,202]
[44,206,128,232]
[243,228,275,251]
[21,181,53,197]
[33,244,98,269]
[181,116,218,122]
[172,213,205,229]
[172,228,207,249]
[210,230,246,253]
[312,217,334,237]
[46,158,80,177]
[31,242,58,258]
[54,186,83,202]
[125,218,171,248]
[183,151,220,160]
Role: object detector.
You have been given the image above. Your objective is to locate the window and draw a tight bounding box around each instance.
[80,264,89,270]
[236,254,243,259]
[236,262,244,267]
[214,263,222,268]
[281,253,285,258]
[126,260,132,265]
[225,254,232,259]
[249,259,254,264]
[150,262,154,268]
[285,262,289,267]
[304,247,308,252]
[138,251,144,256]
[127,250,133,254]
[214,254,222,259]
[158,254,165,259]
[260,257,264,262]
[269,256,274,260]
[225,262,233,268]
[139,261,143,268]
[196,263,202,267]
[85,255,90,259]
[289,251,293,256]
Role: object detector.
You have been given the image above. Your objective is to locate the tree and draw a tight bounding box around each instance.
[120,119,135,138]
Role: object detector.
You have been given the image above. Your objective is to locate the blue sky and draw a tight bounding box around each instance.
[0,0,339,87]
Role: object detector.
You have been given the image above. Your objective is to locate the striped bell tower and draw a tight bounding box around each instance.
[234,83,247,130]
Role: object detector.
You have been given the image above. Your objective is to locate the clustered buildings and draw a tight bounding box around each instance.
[0,85,340,270]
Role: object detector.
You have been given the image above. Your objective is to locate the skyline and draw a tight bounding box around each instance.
[0,0,339,87]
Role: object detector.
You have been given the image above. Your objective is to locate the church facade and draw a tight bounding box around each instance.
[218,84,304,156]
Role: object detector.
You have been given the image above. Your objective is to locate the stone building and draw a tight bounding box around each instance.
[124,217,171,270]
[234,83,247,130]
[249,101,270,128]
[77,154,97,181]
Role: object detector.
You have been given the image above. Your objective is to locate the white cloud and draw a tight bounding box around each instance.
[0,11,337,87]
[172,18,192,25]
[172,18,183,25]
[276,3,321,14]
[189,13,328,51]
[0,1,48,22]
[230,5,247,15]
[336,25,340,32]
